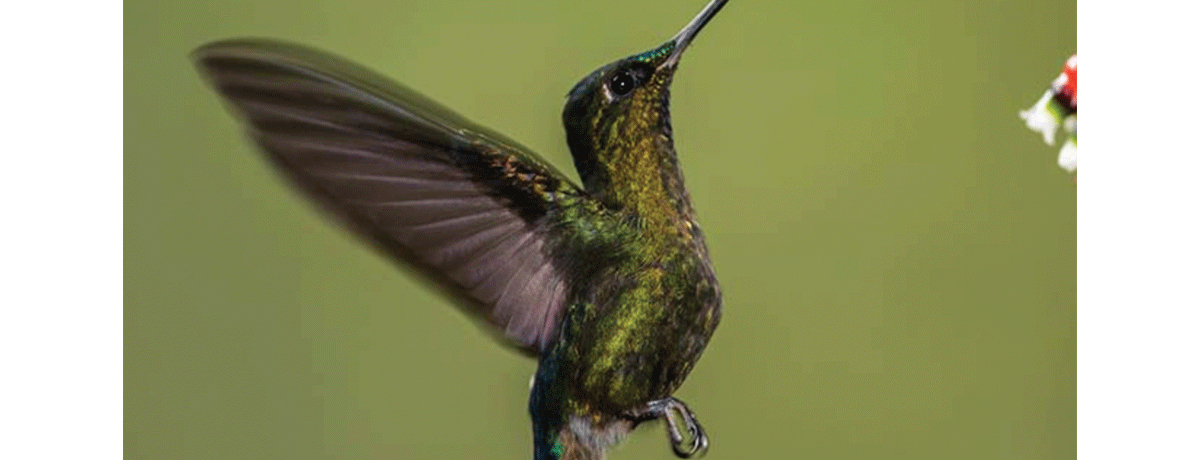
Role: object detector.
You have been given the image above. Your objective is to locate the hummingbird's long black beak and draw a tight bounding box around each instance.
[661,0,729,69]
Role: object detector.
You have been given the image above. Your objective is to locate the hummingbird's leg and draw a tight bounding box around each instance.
[625,397,709,458]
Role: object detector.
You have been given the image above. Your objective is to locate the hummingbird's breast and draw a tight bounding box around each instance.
[562,221,722,415]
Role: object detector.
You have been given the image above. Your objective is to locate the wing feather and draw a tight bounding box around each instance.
[194,39,587,354]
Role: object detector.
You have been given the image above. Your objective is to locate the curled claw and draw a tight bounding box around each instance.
[665,400,708,458]
[627,397,710,458]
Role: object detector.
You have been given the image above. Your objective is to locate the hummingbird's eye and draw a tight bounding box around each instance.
[608,72,637,97]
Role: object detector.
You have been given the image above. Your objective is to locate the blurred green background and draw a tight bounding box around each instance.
[126,0,1076,458]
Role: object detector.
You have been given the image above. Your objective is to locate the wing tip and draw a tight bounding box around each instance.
[191,38,334,75]
[192,38,270,81]
[192,38,292,60]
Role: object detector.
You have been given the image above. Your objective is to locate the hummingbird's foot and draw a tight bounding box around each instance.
[627,397,709,458]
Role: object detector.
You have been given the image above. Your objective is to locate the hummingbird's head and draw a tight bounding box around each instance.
[562,0,728,193]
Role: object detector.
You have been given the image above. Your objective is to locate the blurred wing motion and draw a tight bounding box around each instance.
[194,39,584,354]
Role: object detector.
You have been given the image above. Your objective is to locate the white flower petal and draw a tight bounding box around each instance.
[1058,138,1077,172]
[1019,90,1059,145]
[1062,114,1077,135]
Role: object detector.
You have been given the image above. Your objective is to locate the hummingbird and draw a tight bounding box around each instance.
[193,0,729,458]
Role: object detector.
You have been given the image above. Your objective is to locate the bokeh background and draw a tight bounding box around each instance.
[126,0,1076,458]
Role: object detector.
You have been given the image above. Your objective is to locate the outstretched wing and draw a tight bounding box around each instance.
[194,39,583,355]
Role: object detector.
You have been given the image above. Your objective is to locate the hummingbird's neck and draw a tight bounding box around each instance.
[569,126,698,230]
[606,138,695,222]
